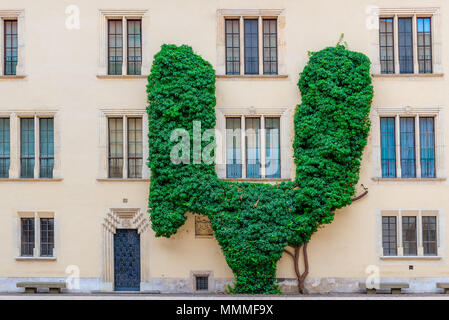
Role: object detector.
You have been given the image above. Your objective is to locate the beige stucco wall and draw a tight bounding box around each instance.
[1,0,449,293]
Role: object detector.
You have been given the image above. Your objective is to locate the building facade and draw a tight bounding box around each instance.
[0,0,448,293]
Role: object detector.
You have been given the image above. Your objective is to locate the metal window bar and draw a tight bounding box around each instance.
[127,117,143,178]
[265,117,280,178]
[398,18,414,74]
[244,19,259,75]
[40,218,54,257]
[196,276,208,291]
[225,19,240,75]
[39,118,54,178]
[263,19,278,75]
[380,117,396,178]
[379,18,395,74]
[402,216,417,256]
[20,118,34,178]
[422,216,437,256]
[419,117,436,178]
[226,117,242,178]
[108,118,123,178]
[245,117,261,178]
[417,17,432,74]
[108,20,123,75]
[127,20,142,75]
[4,20,18,76]
[21,218,34,256]
[382,216,397,256]
[400,117,416,178]
[0,118,10,178]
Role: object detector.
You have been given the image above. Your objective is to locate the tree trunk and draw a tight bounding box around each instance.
[284,243,309,294]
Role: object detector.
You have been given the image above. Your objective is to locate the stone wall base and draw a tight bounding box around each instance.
[2,277,449,294]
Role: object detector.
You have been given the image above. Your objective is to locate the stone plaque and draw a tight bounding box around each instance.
[195,215,214,237]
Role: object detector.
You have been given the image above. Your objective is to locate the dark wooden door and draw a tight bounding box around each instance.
[114,229,141,291]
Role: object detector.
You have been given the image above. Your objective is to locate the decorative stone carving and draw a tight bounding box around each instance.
[195,215,214,237]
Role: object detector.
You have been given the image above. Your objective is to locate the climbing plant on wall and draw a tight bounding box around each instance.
[147,43,373,294]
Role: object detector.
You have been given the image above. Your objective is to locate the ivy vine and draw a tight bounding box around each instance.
[147,43,373,294]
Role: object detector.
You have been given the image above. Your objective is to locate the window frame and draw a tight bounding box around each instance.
[0,10,25,77]
[224,115,281,180]
[379,210,440,258]
[99,10,148,77]
[16,212,57,260]
[17,116,55,180]
[376,109,440,180]
[101,111,147,180]
[374,9,441,76]
[3,19,18,76]
[217,9,285,77]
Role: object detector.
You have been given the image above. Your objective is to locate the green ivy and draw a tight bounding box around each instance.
[147,44,373,294]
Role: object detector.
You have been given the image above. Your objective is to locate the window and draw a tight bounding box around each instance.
[223,15,278,76]
[265,118,280,178]
[244,19,259,75]
[40,218,54,257]
[19,214,55,258]
[379,18,394,74]
[378,14,436,75]
[127,20,142,75]
[380,116,436,179]
[422,216,437,256]
[108,118,123,178]
[400,117,416,178]
[4,19,18,76]
[380,117,396,178]
[107,18,142,75]
[398,18,413,74]
[19,117,55,179]
[382,216,397,256]
[39,118,54,178]
[263,19,278,75]
[420,117,436,178]
[225,19,240,75]
[0,118,10,178]
[225,116,281,179]
[20,218,34,257]
[245,117,261,178]
[417,18,432,74]
[402,216,417,256]
[108,116,143,179]
[127,117,143,178]
[107,20,123,75]
[196,276,209,291]
[225,118,242,178]
[380,211,439,258]
[20,118,34,178]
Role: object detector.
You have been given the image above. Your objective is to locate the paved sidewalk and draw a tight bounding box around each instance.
[1,293,449,300]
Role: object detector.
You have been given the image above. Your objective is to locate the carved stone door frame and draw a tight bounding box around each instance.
[100,208,150,291]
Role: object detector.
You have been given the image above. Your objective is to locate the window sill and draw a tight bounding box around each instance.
[96,178,150,182]
[372,73,444,79]
[0,75,27,80]
[0,178,63,182]
[222,178,291,183]
[96,75,148,79]
[15,256,57,262]
[380,256,442,261]
[216,74,288,80]
[372,177,446,182]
